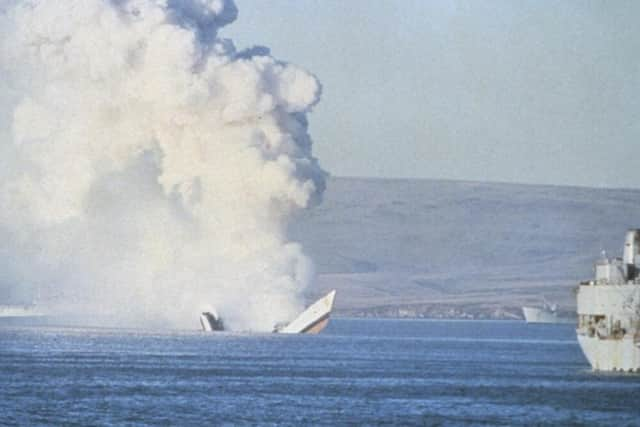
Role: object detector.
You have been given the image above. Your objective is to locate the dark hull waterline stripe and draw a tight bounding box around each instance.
[300,313,331,334]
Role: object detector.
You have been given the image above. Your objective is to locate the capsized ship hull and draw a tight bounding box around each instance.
[198,290,337,334]
[275,290,336,334]
[199,311,225,331]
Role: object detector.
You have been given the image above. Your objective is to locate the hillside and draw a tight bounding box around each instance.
[291,177,640,319]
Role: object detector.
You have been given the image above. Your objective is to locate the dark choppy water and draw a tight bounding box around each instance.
[1,319,639,426]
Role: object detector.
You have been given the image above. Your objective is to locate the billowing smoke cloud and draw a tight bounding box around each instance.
[0,0,325,331]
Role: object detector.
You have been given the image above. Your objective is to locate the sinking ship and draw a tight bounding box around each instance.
[274,290,336,334]
[199,310,225,331]
[576,230,640,372]
[522,299,574,324]
[200,290,336,334]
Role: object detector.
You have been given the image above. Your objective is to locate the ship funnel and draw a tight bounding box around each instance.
[623,229,640,279]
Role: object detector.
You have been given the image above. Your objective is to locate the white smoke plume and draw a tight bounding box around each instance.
[0,0,325,330]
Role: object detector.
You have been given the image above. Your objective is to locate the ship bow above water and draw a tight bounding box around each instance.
[276,290,336,334]
[199,290,337,334]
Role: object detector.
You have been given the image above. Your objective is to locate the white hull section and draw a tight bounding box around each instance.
[576,283,640,371]
[278,290,336,334]
[0,306,46,318]
[577,334,640,372]
[522,306,573,324]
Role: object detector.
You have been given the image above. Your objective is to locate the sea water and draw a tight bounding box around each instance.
[1,319,638,426]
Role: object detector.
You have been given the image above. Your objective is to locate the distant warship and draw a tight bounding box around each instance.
[199,290,336,334]
[576,230,640,372]
[522,299,574,324]
[0,305,46,318]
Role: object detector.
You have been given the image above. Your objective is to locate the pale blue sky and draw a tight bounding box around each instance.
[224,0,639,188]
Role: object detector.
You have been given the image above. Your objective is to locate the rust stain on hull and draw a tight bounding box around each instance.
[302,316,330,334]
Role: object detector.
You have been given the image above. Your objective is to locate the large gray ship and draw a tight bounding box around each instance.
[576,230,640,372]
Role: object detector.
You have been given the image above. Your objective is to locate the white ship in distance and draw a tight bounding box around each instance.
[0,304,46,318]
[576,230,640,372]
[522,298,575,324]
[200,290,337,334]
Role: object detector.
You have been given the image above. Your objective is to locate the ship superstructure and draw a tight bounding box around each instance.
[576,230,640,372]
